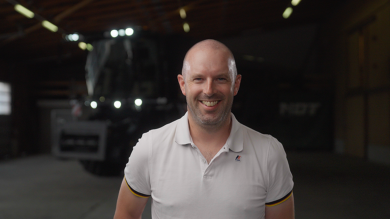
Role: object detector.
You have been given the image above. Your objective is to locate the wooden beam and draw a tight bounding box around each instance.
[132,0,158,32]
[54,0,95,23]
[149,0,209,27]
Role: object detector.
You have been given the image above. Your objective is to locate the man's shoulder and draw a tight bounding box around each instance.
[237,122,285,155]
[240,123,278,143]
[239,124,287,167]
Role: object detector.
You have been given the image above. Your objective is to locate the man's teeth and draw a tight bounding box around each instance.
[202,101,218,106]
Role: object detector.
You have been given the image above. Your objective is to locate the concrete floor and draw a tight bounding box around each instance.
[0,152,389,219]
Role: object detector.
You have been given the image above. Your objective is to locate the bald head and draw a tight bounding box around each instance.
[181,39,237,82]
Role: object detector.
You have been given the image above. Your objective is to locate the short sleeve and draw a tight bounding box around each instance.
[265,137,294,206]
[124,133,151,198]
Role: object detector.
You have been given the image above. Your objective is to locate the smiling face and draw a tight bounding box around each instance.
[178,40,241,129]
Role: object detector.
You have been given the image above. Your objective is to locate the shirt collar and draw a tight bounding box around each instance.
[175,112,243,153]
[175,112,192,145]
[226,113,243,152]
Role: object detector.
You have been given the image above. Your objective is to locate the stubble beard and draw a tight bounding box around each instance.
[187,94,233,130]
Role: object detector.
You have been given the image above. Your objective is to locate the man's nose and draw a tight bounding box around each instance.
[204,79,216,96]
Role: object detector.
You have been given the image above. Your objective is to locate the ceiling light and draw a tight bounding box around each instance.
[71,33,79,41]
[118,29,125,36]
[66,33,84,42]
[90,101,97,109]
[42,20,58,32]
[114,101,121,109]
[78,42,87,50]
[125,28,134,36]
[110,29,118,38]
[183,22,190,33]
[291,0,301,6]
[179,8,186,19]
[283,7,293,19]
[86,44,93,51]
[14,4,34,19]
[99,96,105,102]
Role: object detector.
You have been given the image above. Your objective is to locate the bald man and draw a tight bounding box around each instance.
[114,40,294,219]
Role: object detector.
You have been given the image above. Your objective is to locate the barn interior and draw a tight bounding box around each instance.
[0,0,390,218]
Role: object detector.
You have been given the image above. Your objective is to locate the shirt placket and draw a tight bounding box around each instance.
[190,143,208,176]
[191,143,230,177]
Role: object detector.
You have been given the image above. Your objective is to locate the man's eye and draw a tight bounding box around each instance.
[217,78,227,81]
[194,78,202,81]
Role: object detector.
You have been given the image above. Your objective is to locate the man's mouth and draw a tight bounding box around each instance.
[200,100,219,107]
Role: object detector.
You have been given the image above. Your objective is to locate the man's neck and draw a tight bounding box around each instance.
[187,112,232,153]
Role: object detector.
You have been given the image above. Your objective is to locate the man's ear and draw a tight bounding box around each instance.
[177,74,186,96]
[233,74,242,96]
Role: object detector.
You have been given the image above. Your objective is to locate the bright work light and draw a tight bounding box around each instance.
[118,29,125,36]
[90,101,97,109]
[110,30,118,38]
[71,33,79,41]
[114,101,121,109]
[135,99,142,106]
[125,28,134,36]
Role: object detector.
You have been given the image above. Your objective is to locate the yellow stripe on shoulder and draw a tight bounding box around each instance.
[265,191,293,207]
[129,187,150,198]
[124,177,150,198]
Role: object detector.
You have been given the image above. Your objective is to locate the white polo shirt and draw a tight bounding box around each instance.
[125,112,293,219]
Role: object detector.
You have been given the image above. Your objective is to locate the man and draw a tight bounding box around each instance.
[114,39,294,219]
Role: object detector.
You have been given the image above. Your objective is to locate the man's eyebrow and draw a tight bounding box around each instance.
[189,72,230,78]
[216,73,230,77]
[214,73,232,80]
[189,73,203,78]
